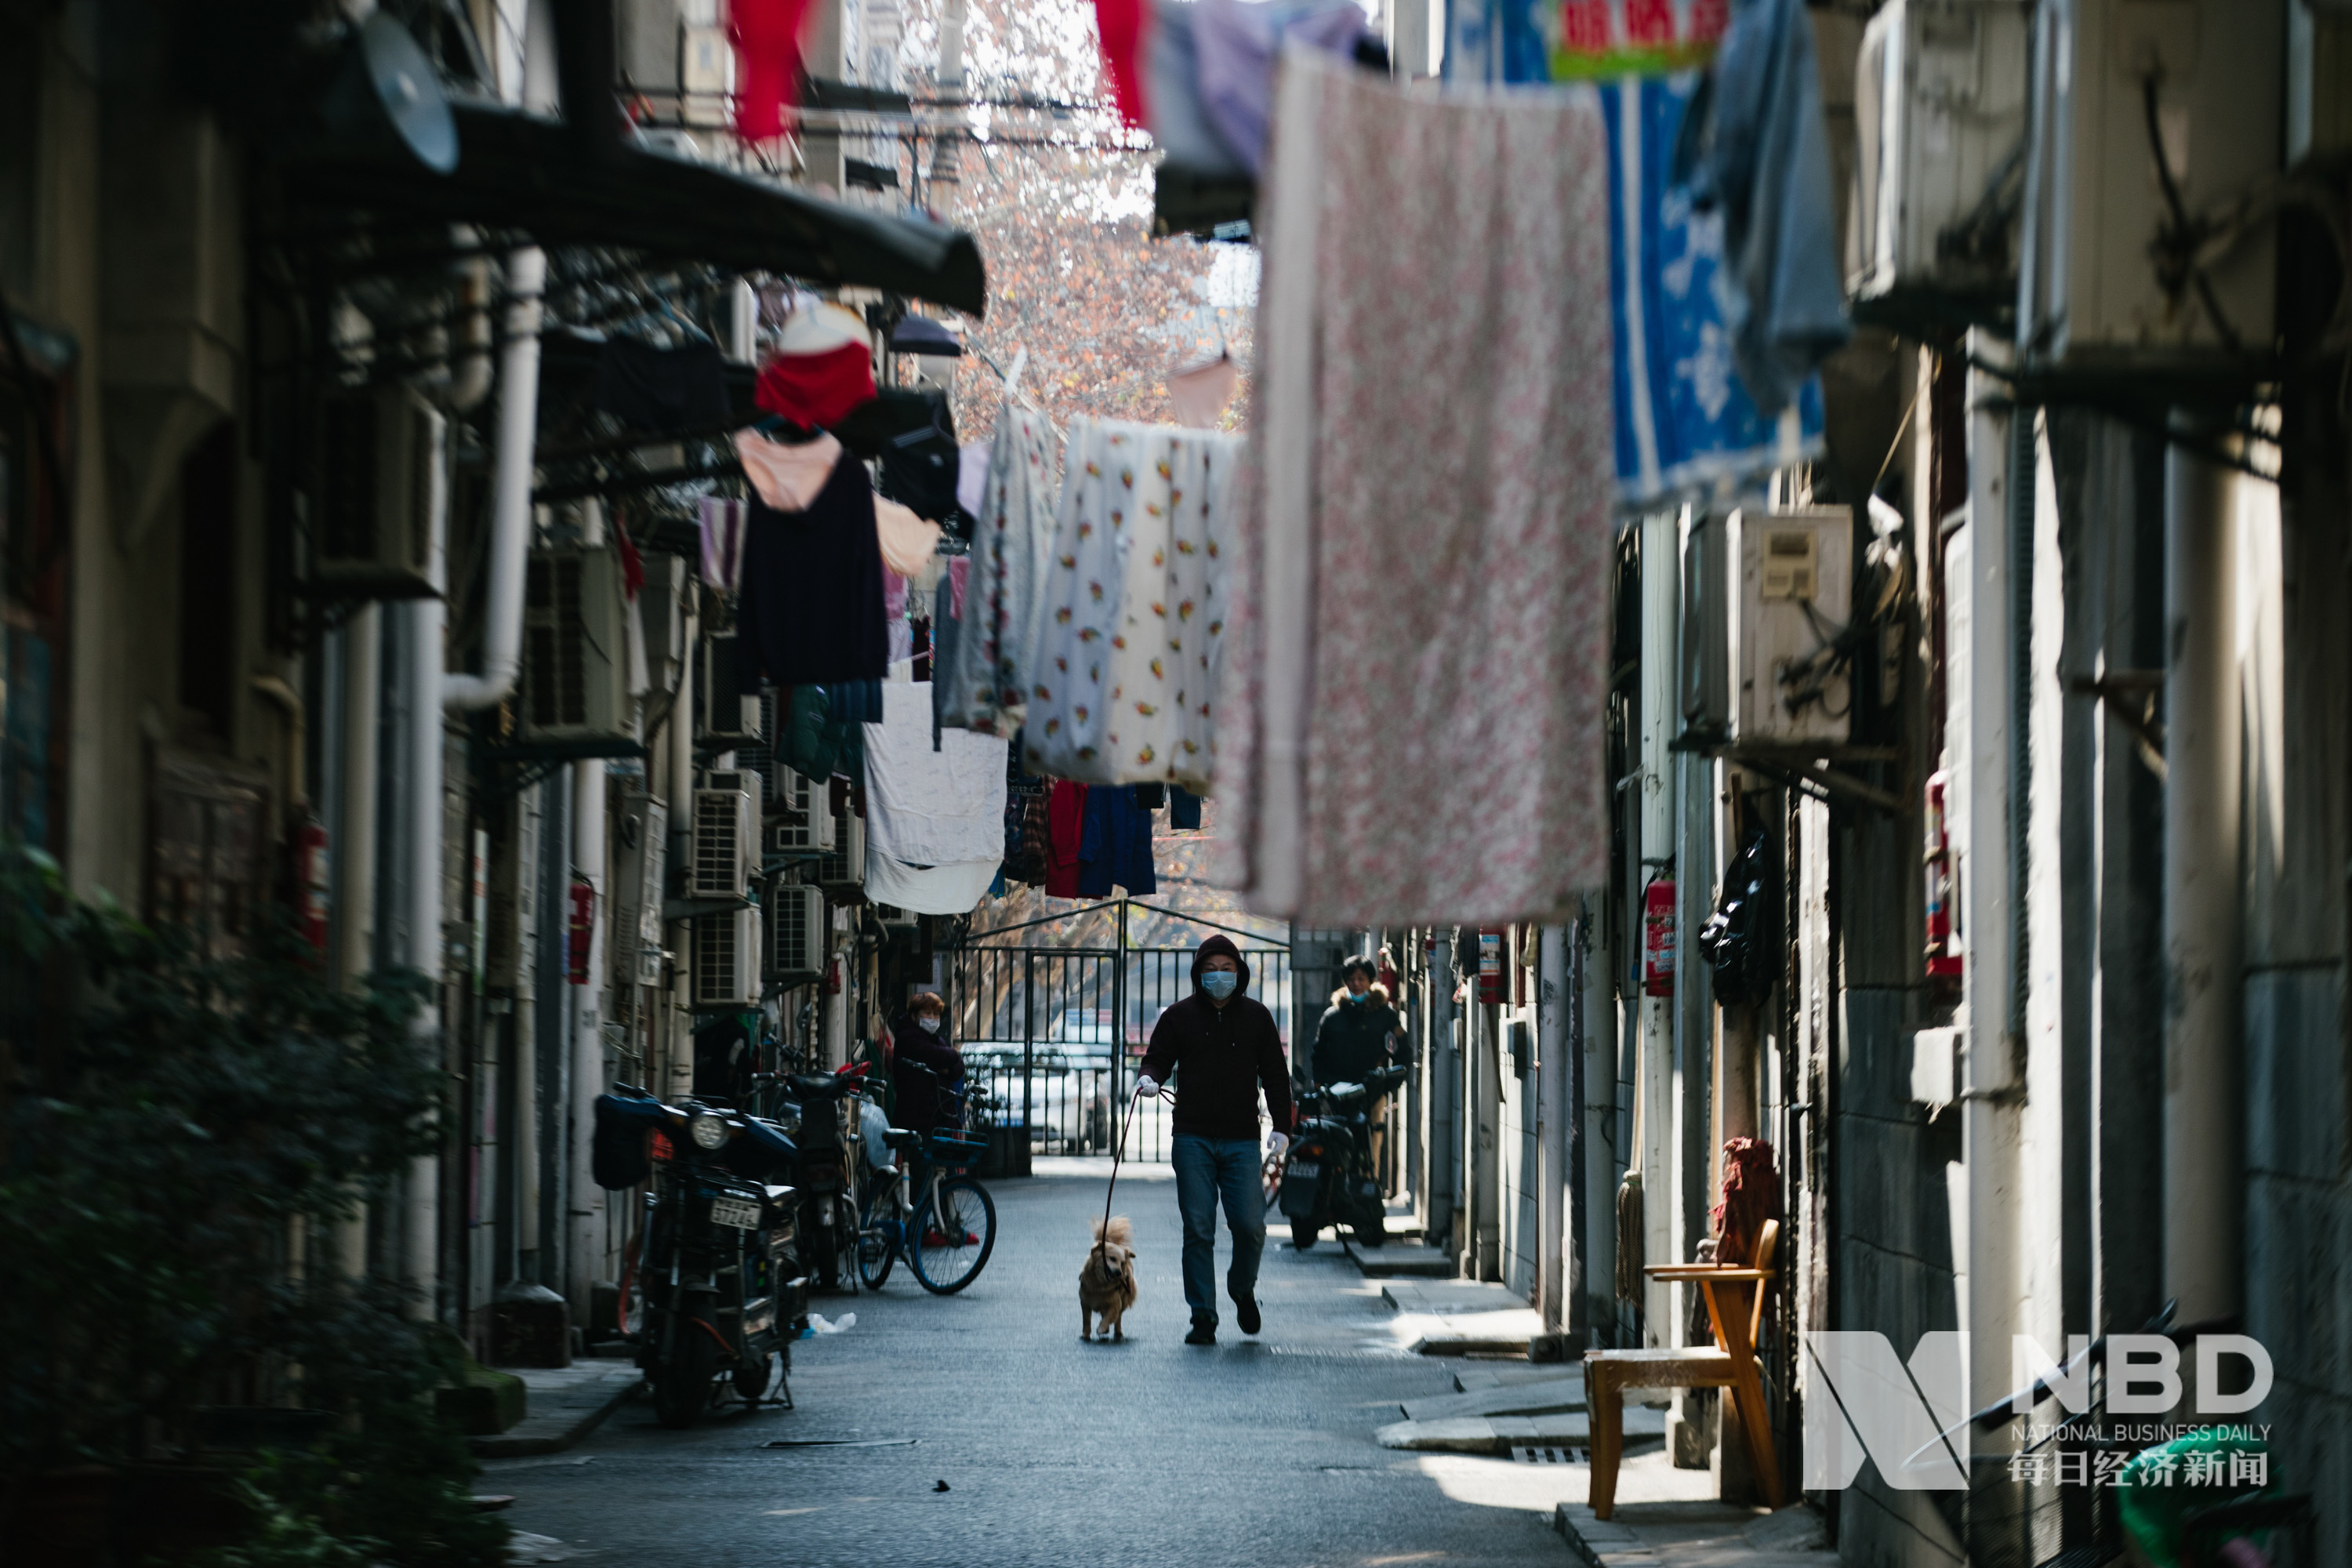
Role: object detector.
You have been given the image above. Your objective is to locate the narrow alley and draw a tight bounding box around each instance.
[495,1166,1586,1568]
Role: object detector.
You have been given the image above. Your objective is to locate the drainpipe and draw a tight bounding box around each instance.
[2161,424,2242,1327]
[567,503,612,1314]
[445,245,546,714]
[1961,336,2025,1473]
[405,402,452,1318]
[335,604,381,1278]
[666,608,699,1099]
[1425,933,1457,1250]
[1537,924,1569,1330]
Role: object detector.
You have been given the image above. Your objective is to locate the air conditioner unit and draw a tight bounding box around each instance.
[608,789,670,988]
[698,631,765,745]
[639,553,690,700]
[692,906,762,1008]
[523,548,635,742]
[767,767,835,854]
[2016,0,2281,373]
[315,387,443,598]
[691,771,759,898]
[768,884,826,979]
[728,690,783,804]
[875,903,917,931]
[1727,508,1853,746]
[815,798,865,889]
[1847,0,2031,315]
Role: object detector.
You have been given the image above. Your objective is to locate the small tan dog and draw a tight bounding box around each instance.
[1079,1215,1139,1341]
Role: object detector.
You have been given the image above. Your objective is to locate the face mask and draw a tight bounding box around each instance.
[1200,971,1240,1000]
[1347,988,1370,1003]
[917,1016,942,1033]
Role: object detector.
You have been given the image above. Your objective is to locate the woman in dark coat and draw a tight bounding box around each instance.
[888,989,965,1138]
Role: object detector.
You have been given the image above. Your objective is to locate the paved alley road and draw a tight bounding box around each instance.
[490,1163,1589,1568]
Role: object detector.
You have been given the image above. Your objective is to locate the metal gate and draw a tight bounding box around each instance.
[946,901,1292,1163]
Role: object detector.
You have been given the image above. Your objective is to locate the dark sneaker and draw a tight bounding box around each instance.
[1233,1295,1261,1335]
[1185,1320,1218,1345]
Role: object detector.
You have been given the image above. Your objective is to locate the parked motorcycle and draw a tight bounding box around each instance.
[593,1085,809,1428]
[1279,1063,1408,1250]
[771,1062,872,1292]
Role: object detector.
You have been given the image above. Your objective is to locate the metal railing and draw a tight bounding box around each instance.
[946,902,1292,1163]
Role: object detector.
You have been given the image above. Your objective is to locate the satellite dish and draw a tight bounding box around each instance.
[321,13,459,175]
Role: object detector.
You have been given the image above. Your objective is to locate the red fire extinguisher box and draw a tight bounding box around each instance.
[1477,928,1505,1006]
[1642,877,1676,996]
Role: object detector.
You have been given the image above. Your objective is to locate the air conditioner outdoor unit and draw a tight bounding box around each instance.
[1847,0,2031,316]
[315,387,443,598]
[698,632,765,746]
[523,548,634,742]
[728,690,783,804]
[2016,0,2281,373]
[692,906,762,1008]
[815,798,865,889]
[1727,508,1853,746]
[608,789,670,988]
[875,904,917,931]
[691,771,759,898]
[768,884,826,980]
[768,767,834,854]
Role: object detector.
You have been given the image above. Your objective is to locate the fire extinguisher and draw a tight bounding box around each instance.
[566,877,596,985]
[292,815,332,963]
[1477,928,1505,1006]
[1924,771,1962,981]
[1642,873,1676,996]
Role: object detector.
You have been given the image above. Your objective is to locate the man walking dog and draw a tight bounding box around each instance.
[1136,935,1293,1345]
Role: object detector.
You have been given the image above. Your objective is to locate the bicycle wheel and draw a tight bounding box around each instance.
[909,1178,997,1294]
[856,1200,897,1290]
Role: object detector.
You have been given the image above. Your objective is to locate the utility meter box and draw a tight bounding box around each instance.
[1848,0,2031,316]
[1728,508,1853,745]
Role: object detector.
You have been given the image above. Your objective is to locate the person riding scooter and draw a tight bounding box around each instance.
[1312,956,1401,1184]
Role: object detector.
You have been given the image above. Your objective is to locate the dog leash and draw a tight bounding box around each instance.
[1097,1077,1169,1263]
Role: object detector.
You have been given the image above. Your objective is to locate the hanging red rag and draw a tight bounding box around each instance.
[1091,0,1150,128]
[753,341,877,430]
[731,0,815,142]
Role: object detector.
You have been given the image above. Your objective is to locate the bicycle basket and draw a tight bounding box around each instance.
[926,1130,988,1171]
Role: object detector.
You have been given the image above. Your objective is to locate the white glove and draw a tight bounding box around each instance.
[1266,1131,1290,1161]
[1134,1075,1160,1099]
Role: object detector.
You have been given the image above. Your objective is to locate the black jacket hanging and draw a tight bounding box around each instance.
[1697,827,1779,1007]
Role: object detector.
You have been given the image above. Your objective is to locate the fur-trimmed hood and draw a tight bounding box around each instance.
[1328,981,1394,1010]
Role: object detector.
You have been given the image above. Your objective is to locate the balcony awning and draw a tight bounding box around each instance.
[278,103,987,317]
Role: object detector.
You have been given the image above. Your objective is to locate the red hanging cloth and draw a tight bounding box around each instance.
[1091,0,1149,128]
[732,0,815,142]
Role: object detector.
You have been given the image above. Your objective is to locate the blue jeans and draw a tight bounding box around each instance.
[1171,1134,1266,1326]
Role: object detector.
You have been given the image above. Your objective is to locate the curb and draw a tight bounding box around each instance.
[469,1367,644,1459]
[1555,1504,1657,1566]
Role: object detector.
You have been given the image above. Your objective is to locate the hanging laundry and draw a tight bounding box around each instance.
[1168,351,1240,429]
[1024,418,1237,789]
[929,573,961,745]
[1192,0,1369,178]
[861,681,1008,869]
[823,680,884,725]
[736,429,844,510]
[697,496,747,593]
[876,498,942,579]
[956,441,992,520]
[1076,785,1157,898]
[781,684,867,780]
[735,444,890,691]
[1145,2,1249,181]
[884,568,913,666]
[753,305,876,429]
[731,0,817,140]
[1001,739,1052,885]
[1671,0,1850,416]
[863,851,1002,916]
[594,338,733,433]
[1044,780,1088,898]
[936,405,1058,739]
[1217,53,1613,924]
[1169,784,1203,831]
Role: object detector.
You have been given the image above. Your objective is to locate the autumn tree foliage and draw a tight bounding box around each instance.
[891,0,1257,445]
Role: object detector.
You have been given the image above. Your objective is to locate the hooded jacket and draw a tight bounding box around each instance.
[1312,981,1399,1087]
[1139,934,1294,1141]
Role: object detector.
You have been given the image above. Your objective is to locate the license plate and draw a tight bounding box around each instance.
[1287,1161,1319,1181]
[710,1196,762,1229]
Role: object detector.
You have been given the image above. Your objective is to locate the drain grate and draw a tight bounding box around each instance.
[1512,1445,1588,1465]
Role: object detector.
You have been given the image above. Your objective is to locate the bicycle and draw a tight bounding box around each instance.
[855,1124,997,1293]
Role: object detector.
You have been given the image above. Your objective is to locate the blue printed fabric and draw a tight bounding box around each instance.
[1602,73,1823,506]
[1439,20,1824,507]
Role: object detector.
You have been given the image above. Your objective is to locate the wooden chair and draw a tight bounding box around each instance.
[1583,1218,1784,1520]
